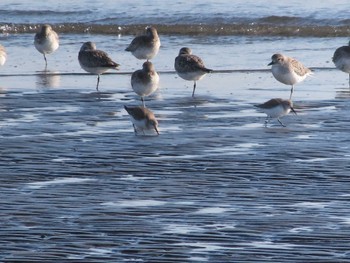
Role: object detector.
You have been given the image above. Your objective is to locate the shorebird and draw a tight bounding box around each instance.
[0,44,7,66]
[174,47,213,97]
[131,61,159,106]
[78,41,120,91]
[332,41,350,87]
[268,53,312,99]
[125,26,160,61]
[124,105,159,135]
[255,98,297,127]
[34,24,59,66]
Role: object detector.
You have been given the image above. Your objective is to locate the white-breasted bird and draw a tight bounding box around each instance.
[124,105,159,135]
[174,47,213,97]
[125,26,160,61]
[34,24,59,67]
[78,41,120,91]
[255,98,297,127]
[131,61,159,106]
[268,53,312,99]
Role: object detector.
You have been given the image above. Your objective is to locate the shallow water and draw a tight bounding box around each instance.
[0,0,349,36]
[1,2,350,261]
[1,34,350,261]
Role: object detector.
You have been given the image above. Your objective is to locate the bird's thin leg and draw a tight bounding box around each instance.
[132,124,138,135]
[289,85,294,100]
[192,81,197,97]
[96,75,100,91]
[264,116,270,127]
[277,118,286,127]
[43,54,47,67]
[141,97,145,107]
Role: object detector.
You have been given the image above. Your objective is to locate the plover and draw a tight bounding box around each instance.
[124,105,159,135]
[332,41,350,86]
[125,26,160,61]
[34,24,59,66]
[131,61,159,106]
[255,98,297,127]
[174,47,213,97]
[78,41,120,91]
[268,53,312,99]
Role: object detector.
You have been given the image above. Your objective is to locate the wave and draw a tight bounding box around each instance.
[0,20,349,37]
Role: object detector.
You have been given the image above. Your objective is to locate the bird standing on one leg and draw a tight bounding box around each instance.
[174,47,213,98]
[268,53,312,100]
[131,61,159,107]
[34,24,59,67]
[78,41,120,91]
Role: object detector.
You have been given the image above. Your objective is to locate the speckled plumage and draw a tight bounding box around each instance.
[174,47,213,97]
[124,105,159,135]
[268,53,312,99]
[78,41,120,91]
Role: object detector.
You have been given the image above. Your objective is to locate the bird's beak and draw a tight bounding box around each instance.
[291,107,297,115]
[268,61,274,66]
[154,126,159,135]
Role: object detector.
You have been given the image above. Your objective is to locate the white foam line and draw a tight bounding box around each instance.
[194,207,230,214]
[102,200,166,207]
[26,178,97,189]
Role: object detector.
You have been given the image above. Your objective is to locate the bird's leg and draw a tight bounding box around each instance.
[132,124,138,135]
[264,116,270,127]
[192,81,197,97]
[277,118,286,127]
[141,97,145,107]
[289,85,294,100]
[96,75,100,91]
[43,54,47,67]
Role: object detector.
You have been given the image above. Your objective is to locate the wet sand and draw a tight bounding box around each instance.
[1,34,350,261]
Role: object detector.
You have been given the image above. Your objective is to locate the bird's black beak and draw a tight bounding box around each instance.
[291,107,297,116]
[268,61,274,66]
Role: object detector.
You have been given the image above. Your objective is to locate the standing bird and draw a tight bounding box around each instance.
[131,61,159,106]
[255,98,297,127]
[124,105,159,135]
[332,41,350,87]
[174,47,213,97]
[34,24,59,67]
[78,41,120,91]
[268,53,312,99]
[0,44,7,66]
[125,26,161,61]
